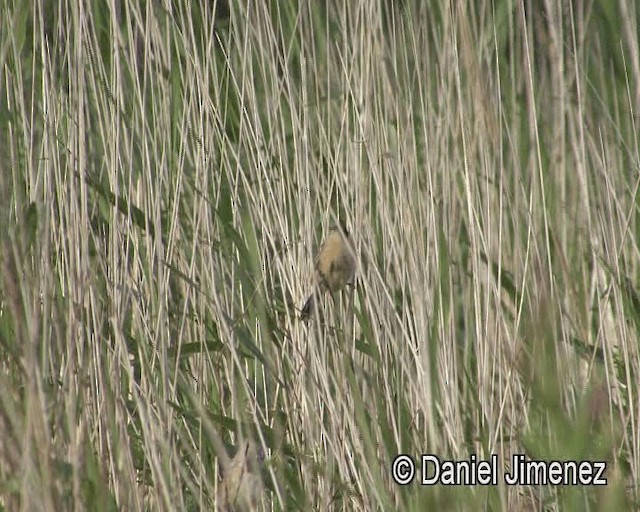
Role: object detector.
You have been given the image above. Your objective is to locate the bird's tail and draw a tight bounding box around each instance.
[300,292,316,321]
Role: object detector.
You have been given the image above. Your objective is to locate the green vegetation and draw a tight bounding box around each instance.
[0,0,638,510]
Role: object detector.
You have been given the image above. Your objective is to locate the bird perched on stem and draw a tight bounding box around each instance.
[300,225,356,320]
[216,440,264,511]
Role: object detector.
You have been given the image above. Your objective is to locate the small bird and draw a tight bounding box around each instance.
[300,226,356,320]
[216,440,264,511]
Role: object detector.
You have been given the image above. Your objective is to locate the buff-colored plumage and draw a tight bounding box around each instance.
[216,441,263,511]
[301,227,356,320]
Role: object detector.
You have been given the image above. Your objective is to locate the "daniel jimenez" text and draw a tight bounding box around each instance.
[421,454,606,485]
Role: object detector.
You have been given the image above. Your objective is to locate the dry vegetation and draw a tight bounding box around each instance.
[1,0,639,510]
